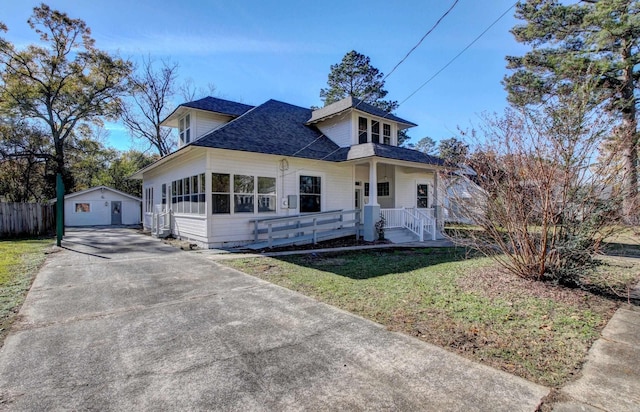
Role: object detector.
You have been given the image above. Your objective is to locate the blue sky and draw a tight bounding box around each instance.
[2,0,528,151]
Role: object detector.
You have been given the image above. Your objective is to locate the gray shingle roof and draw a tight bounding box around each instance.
[190,99,443,167]
[323,143,445,165]
[192,100,342,160]
[181,96,254,117]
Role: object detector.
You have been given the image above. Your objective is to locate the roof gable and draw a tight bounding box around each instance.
[307,96,417,127]
[64,186,142,202]
[161,96,254,127]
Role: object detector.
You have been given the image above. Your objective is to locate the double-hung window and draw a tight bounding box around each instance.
[212,173,231,214]
[258,177,276,212]
[179,114,191,145]
[371,120,380,143]
[145,187,153,213]
[383,123,391,145]
[358,117,368,144]
[300,175,321,213]
[417,184,429,208]
[234,175,255,213]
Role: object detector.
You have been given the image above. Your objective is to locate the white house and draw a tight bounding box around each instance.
[440,165,485,224]
[64,186,142,227]
[132,96,447,248]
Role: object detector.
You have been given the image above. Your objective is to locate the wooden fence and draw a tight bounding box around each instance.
[0,202,55,238]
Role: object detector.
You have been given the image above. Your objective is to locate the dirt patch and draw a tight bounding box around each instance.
[458,266,603,305]
[162,237,199,251]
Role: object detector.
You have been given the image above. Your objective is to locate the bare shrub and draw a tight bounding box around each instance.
[446,82,621,284]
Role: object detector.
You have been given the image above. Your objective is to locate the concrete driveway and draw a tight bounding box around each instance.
[0,228,548,411]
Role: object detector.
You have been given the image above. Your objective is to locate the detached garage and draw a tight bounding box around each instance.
[64,186,142,227]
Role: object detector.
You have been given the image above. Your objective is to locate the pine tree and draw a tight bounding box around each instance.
[503,0,640,224]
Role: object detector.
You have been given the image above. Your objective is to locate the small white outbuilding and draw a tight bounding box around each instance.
[64,186,142,227]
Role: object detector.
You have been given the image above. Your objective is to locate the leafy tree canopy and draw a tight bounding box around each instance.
[0,4,132,187]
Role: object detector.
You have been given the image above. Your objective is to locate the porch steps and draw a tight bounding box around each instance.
[243,226,360,250]
[384,228,420,244]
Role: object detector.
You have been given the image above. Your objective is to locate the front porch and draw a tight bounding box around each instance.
[355,157,444,242]
[243,207,443,250]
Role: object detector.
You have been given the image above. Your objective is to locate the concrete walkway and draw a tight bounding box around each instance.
[0,228,548,411]
[556,305,640,412]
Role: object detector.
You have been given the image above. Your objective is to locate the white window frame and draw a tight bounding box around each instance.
[144,186,154,213]
[75,203,91,213]
[297,172,324,213]
[416,180,430,209]
[211,173,277,215]
[179,113,191,145]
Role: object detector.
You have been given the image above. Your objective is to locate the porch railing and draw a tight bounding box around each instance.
[381,207,436,241]
[151,205,171,238]
[250,209,361,248]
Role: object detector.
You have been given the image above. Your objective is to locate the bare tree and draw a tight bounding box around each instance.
[121,57,178,156]
[178,78,217,102]
[446,80,620,284]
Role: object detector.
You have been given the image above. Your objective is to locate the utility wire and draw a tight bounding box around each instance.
[398,1,518,107]
[290,0,467,159]
[383,0,460,83]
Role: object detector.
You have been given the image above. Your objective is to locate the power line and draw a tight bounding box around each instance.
[398,1,518,107]
[383,0,460,82]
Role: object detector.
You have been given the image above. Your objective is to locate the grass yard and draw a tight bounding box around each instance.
[0,238,53,345]
[222,247,638,387]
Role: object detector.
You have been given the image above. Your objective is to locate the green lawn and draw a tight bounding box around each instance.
[0,238,53,344]
[223,248,634,387]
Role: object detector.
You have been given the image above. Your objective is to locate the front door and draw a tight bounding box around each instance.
[111,201,122,225]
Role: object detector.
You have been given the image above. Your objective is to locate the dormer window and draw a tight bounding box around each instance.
[371,121,380,143]
[179,114,191,145]
[383,123,391,145]
[358,117,368,144]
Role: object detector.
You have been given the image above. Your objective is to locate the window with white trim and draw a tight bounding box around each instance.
[358,117,368,144]
[383,123,391,145]
[75,203,91,213]
[234,175,254,213]
[300,175,321,213]
[161,183,167,211]
[417,184,429,208]
[371,120,380,144]
[258,177,277,212]
[364,182,390,197]
[211,173,276,214]
[179,113,191,145]
[212,173,231,214]
[145,187,153,213]
[171,174,205,214]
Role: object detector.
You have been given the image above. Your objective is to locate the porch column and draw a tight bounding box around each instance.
[363,159,380,241]
[433,171,444,238]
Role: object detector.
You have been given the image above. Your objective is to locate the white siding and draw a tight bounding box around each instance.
[142,150,208,242]
[316,112,352,147]
[193,111,234,141]
[65,188,141,226]
[206,150,354,247]
[395,168,435,209]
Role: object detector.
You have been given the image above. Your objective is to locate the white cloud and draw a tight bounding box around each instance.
[99,31,315,56]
